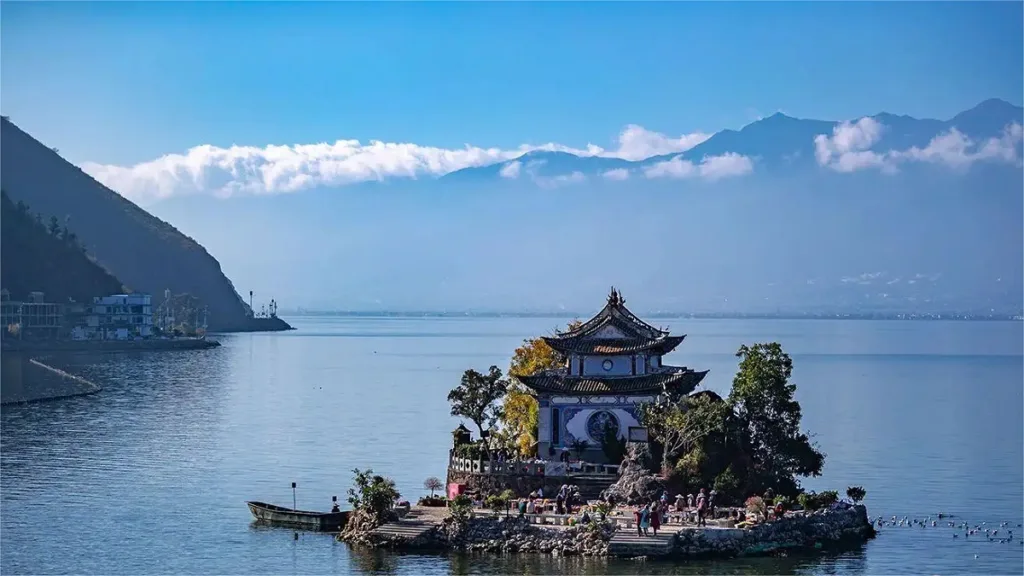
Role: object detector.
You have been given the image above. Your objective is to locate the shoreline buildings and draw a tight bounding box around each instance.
[2,291,156,341]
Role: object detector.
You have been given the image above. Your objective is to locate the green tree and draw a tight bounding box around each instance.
[448,365,508,439]
[501,382,539,457]
[640,392,728,472]
[48,215,60,237]
[728,342,824,496]
[600,421,627,464]
[503,319,582,456]
[346,468,400,524]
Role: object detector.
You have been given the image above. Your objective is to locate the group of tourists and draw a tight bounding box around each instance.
[514,484,582,516]
[631,488,718,536]
[673,488,717,526]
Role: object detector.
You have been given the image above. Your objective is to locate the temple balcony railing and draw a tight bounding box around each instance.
[448,451,619,477]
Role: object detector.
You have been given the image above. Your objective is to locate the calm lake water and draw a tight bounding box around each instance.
[2,316,1022,575]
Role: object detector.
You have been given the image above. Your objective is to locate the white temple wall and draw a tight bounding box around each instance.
[564,407,642,443]
[582,355,633,376]
[537,403,551,443]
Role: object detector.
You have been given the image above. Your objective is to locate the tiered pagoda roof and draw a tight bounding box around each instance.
[515,287,707,397]
[542,288,685,357]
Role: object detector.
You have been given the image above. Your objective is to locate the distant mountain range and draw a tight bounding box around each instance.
[2,100,1019,318]
[444,98,1023,182]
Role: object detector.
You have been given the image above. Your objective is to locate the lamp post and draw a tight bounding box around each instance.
[292,482,297,511]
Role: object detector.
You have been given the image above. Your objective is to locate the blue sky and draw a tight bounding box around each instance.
[2,1,1021,167]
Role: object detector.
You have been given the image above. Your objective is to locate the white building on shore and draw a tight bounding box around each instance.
[71,293,154,341]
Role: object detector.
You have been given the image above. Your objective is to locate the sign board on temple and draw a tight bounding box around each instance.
[628,426,649,443]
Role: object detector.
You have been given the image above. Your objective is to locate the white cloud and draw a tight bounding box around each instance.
[643,152,754,181]
[602,168,630,181]
[896,123,1023,168]
[498,161,521,179]
[612,125,710,161]
[83,124,711,203]
[814,119,1023,173]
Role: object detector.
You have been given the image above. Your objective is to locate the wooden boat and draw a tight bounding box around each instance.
[246,501,349,532]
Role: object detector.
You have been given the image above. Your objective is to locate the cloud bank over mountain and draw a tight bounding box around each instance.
[82,99,1022,204]
[814,117,1023,173]
[82,124,713,203]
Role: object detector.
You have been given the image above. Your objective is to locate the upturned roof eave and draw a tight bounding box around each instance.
[542,334,686,356]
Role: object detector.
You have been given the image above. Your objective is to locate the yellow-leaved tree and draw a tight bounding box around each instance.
[503,319,583,457]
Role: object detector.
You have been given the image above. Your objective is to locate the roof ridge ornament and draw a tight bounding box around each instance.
[607,286,624,307]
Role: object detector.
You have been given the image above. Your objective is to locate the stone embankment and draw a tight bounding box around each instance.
[340,504,874,559]
[670,504,875,558]
[3,338,220,353]
[1,356,102,404]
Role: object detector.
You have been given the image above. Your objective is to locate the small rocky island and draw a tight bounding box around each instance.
[340,289,876,560]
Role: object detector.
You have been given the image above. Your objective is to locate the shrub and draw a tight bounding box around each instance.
[600,422,627,464]
[745,496,767,520]
[797,490,840,511]
[485,494,505,515]
[449,494,473,523]
[500,488,517,510]
[819,490,839,508]
[346,468,400,523]
[797,492,812,510]
[593,501,613,520]
[417,495,447,507]
[455,442,485,459]
[423,476,443,498]
[846,486,866,504]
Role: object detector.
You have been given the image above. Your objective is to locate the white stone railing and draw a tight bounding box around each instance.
[448,454,619,477]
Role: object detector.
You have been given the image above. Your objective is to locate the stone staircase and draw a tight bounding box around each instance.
[369,508,442,543]
[607,530,674,557]
[569,475,617,500]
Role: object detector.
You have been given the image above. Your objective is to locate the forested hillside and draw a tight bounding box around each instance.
[0,118,264,330]
[1,190,126,303]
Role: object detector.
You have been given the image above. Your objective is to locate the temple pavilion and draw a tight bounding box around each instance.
[515,288,708,463]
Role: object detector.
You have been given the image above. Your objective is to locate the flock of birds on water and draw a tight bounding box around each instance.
[870,513,1023,558]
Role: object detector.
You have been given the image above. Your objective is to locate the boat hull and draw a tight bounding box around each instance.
[246,501,349,532]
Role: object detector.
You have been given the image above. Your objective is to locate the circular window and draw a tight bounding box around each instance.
[602,359,613,371]
[587,410,620,441]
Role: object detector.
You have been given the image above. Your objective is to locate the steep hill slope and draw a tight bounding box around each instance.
[0,118,285,331]
[1,190,126,303]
